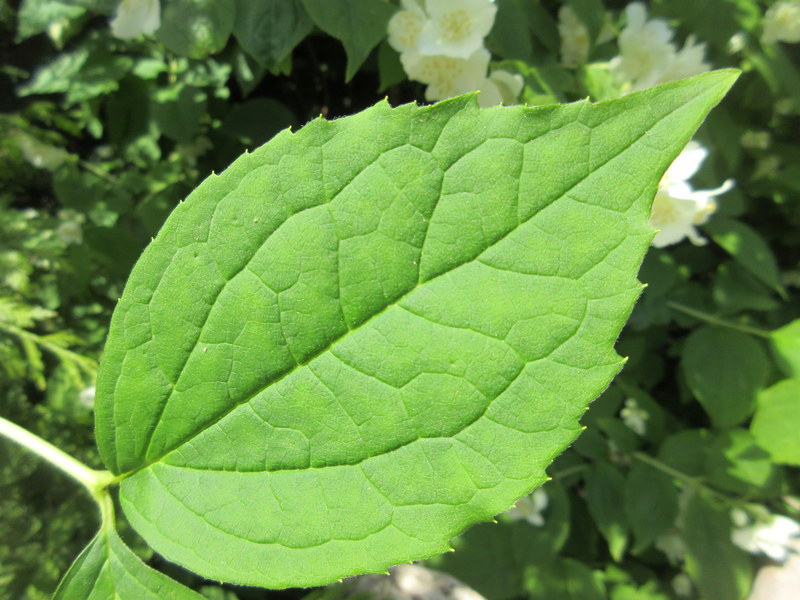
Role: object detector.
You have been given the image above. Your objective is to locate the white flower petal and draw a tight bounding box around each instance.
[662,141,708,185]
[402,47,490,101]
[387,0,427,53]
[417,0,497,58]
[763,1,800,44]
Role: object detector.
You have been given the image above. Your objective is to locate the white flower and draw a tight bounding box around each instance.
[657,35,710,83]
[620,398,649,436]
[387,0,427,54]
[507,488,548,526]
[610,3,675,91]
[610,3,709,93]
[558,6,590,67]
[732,512,800,562]
[649,141,734,248]
[401,47,491,102]
[417,0,497,59]
[476,69,524,107]
[110,0,160,40]
[762,1,800,44]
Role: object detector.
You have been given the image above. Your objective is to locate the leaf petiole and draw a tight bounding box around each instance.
[0,415,114,504]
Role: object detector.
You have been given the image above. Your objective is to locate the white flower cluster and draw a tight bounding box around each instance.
[620,398,649,435]
[650,141,734,248]
[763,1,800,44]
[110,0,160,40]
[387,0,523,107]
[610,3,710,93]
[732,508,800,562]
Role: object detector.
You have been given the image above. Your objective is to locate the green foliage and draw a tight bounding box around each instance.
[751,379,800,465]
[1,0,799,599]
[94,72,735,588]
[54,524,203,599]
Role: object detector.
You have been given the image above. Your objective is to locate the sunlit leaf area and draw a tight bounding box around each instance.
[1,2,799,599]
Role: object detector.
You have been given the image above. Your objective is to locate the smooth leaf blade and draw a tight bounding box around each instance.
[54,528,203,599]
[96,71,738,588]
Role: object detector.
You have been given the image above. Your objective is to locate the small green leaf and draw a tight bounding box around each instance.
[704,429,782,499]
[770,319,800,377]
[16,0,85,41]
[487,0,534,61]
[301,0,396,81]
[683,493,752,600]
[524,557,605,600]
[157,0,235,59]
[95,71,738,588]
[152,84,207,143]
[682,326,769,429]
[377,40,405,92]
[54,527,203,600]
[712,261,779,315]
[704,217,786,298]
[430,481,571,599]
[584,462,628,561]
[233,0,313,69]
[751,379,800,466]
[624,460,678,553]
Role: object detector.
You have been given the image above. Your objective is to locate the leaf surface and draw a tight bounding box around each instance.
[95,71,737,588]
[54,526,203,600]
[301,0,396,81]
[751,379,800,465]
[681,326,768,429]
[233,0,313,69]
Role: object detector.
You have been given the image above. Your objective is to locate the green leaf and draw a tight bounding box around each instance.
[624,460,678,553]
[377,40,405,93]
[157,0,236,59]
[584,462,628,561]
[54,527,203,599]
[95,72,738,588]
[770,319,800,377]
[152,84,208,143]
[751,379,800,466]
[487,0,534,61]
[683,493,752,600]
[681,326,769,429]
[704,217,786,298]
[233,0,313,70]
[429,480,570,599]
[524,557,605,600]
[704,428,782,499]
[16,0,85,41]
[301,0,396,82]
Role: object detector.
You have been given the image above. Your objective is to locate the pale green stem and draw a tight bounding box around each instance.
[0,415,114,502]
[666,301,771,339]
[632,451,731,503]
